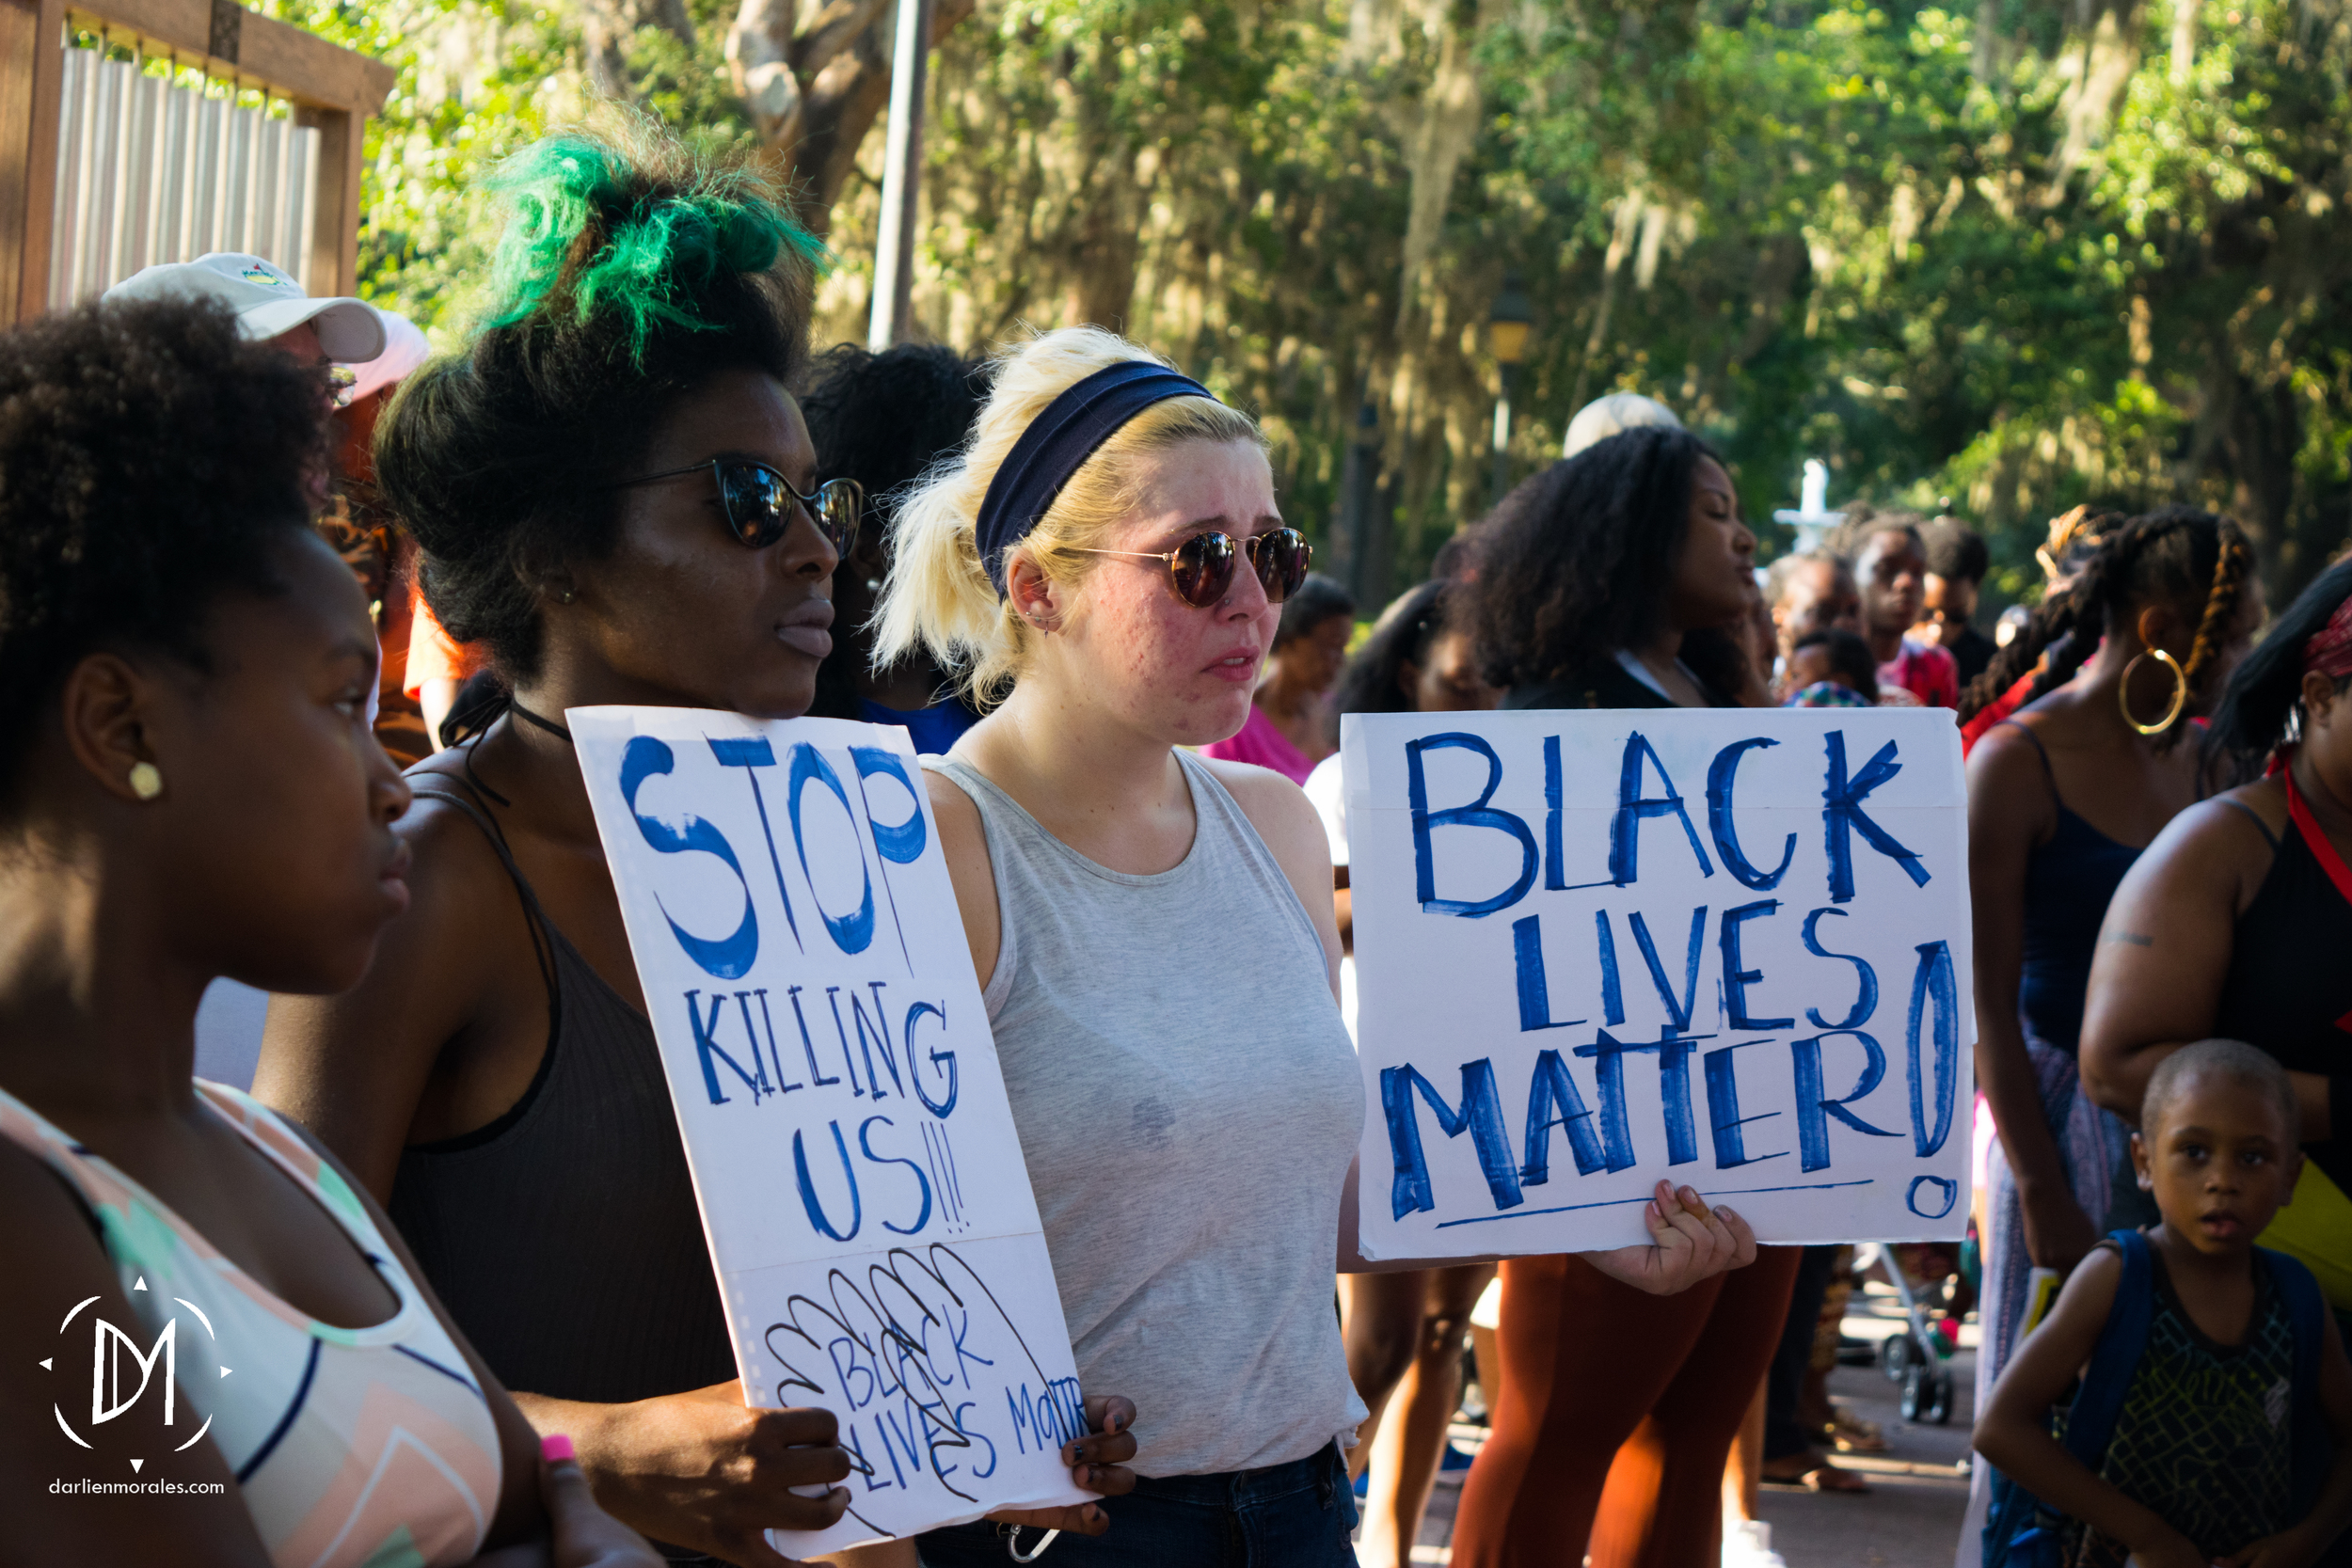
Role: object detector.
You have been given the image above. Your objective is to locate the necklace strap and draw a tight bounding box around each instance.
[507,697,574,744]
[2285,765,2352,911]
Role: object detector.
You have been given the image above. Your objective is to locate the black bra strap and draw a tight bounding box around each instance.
[2220,796,2282,853]
[412,784,564,1049]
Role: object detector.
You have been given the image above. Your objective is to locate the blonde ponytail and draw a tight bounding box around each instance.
[870,325,1263,708]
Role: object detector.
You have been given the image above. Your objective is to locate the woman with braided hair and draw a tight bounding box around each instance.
[252,122,1135,1566]
[1958,506,2122,754]
[2084,554,2352,1317]
[1959,508,2259,1565]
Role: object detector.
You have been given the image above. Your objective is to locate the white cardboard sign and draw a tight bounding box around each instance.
[571,708,1086,1556]
[1343,707,1974,1260]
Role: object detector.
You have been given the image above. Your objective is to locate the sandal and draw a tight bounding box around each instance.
[1759,1451,1871,1494]
[1823,1402,1887,1454]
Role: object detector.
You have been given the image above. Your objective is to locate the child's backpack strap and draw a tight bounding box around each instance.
[2061,1229,2156,1469]
[1989,1230,2154,1568]
[2258,1245,2328,1516]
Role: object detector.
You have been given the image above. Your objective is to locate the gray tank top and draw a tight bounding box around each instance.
[927,751,1368,1478]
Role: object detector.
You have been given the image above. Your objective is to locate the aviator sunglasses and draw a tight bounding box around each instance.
[1074,527,1311,609]
[610,458,863,557]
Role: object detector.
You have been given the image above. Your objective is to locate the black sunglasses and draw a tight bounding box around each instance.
[1074,527,1311,609]
[610,458,861,557]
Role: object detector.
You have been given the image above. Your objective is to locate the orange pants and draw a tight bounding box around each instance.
[1449,1244,1802,1568]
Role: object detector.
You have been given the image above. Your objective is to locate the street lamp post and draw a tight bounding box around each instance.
[1488,273,1533,508]
[867,0,936,350]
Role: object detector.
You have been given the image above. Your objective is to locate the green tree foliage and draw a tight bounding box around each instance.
[830,0,2352,603]
[296,0,2352,604]
[254,0,581,327]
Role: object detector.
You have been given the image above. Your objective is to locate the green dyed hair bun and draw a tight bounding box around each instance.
[380,117,829,684]
[480,125,826,360]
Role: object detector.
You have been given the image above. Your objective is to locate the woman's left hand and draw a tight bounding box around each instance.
[980,1396,1139,1538]
[1580,1180,1758,1295]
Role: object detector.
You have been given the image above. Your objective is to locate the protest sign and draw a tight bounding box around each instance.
[570,708,1087,1556]
[1343,707,1972,1260]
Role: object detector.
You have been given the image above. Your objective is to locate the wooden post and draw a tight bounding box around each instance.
[0,0,68,325]
[297,103,358,296]
[3,0,389,320]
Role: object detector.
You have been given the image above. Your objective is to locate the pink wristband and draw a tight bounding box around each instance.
[541,1433,577,1465]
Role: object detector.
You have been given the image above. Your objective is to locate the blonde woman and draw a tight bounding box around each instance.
[873,328,1759,1566]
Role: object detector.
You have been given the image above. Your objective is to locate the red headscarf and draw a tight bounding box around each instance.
[2303,593,2352,681]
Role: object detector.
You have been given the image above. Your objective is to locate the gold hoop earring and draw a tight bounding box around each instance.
[128,762,164,800]
[2120,647,2189,736]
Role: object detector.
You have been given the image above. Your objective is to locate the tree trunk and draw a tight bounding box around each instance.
[2190,357,2305,601]
[573,0,976,233]
[1566,192,1644,412]
[2043,0,2141,199]
[726,0,807,147]
[577,0,698,100]
[776,0,974,232]
[1972,0,2005,83]
[1370,0,1502,602]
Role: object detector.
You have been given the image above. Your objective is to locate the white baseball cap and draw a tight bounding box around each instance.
[342,308,430,405]
[104,253,386,362]
[1563,391,1683,458]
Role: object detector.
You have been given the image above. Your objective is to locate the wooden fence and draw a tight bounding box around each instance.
[0,0,393,325]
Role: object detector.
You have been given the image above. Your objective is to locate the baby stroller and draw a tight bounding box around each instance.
[1858,1240,1961,1424]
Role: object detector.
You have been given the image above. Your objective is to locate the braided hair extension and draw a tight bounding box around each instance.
[1955,506,2253,746]
[1956,506,2125,722]
[2182,517,2254,691]
[2036,503,2113,584]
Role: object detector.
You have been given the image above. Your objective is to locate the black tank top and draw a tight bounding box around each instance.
[387,784,735,1406]
[2212,788,2352,1191]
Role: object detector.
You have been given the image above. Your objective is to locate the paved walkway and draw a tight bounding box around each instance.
[1384,1281,1976,1567]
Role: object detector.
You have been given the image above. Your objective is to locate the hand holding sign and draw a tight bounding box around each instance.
[560,1383,851,1566]
[1580,1180,1761,1294]
[982,1396,1138,1539]
[570,710,1094,1556]
[1345,707,1974,1259]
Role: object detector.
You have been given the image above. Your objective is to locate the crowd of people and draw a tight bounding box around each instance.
[7,115,2352,1568]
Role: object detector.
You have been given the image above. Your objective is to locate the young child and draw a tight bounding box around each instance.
[1780,627,1881,707]
[1977,1040,2352,1568]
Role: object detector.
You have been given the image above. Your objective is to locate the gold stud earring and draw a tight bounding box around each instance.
[128,762,164,800]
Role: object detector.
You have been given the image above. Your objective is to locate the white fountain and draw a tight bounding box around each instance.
[1772,458,1843,555]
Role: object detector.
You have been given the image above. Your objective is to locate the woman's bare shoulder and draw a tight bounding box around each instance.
[2144,778,2285,868]
[1197,754,1324,851]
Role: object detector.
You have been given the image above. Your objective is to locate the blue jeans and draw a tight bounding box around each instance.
[915,1442,1359,1567]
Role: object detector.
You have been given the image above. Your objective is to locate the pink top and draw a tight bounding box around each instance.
[1202,704,1318,784]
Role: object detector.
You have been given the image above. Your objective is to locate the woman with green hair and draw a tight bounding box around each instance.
[253,122,1134,1566]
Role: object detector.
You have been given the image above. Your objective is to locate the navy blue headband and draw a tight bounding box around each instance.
[975,360,1216,596]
